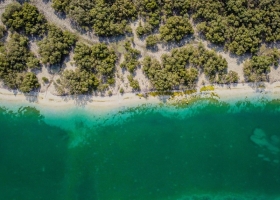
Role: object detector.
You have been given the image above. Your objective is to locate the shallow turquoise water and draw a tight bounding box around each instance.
[1,98,280,200]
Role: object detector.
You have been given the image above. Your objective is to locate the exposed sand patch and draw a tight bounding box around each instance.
[0,82,280,110]
[269,66,280,83]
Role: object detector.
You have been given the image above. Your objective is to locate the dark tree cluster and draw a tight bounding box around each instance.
[18,72,41,93]
[0,25,6,52]
[143,44,238,91]
[136,0,192,37]
[55,69,99,95]
[146,35,158,48]
[162,44,229,83]
[74,42,117,79]
[127,74,140,91]
[159,16,193,42]
[0,25,6,39]
[221,70,239,84]
[120,41,141,73]
[0,33,40,92]
[50,0,280,57]
[52,0,93,27]
[52,0,71,13]
[55,42,117,95]
[2,2,47,36]
[142,56,174,91]
[161,0,190,17]
[0,2,83,94]
[38,25,77,65]
[52,0,136,36]
[2,0,280,97]
[136,0,190,36]
[136,0,161,36]
[194,0,280,55]
[243,48,280,82]
[243,56,272,82]
[1,2,76,67]
[90,0,136,36]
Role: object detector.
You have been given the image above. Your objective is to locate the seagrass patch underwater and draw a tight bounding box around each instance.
[1,98,280,200]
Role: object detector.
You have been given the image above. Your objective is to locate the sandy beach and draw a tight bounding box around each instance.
[1,82,280,112]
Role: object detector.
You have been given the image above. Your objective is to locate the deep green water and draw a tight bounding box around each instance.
[1,98,280,200]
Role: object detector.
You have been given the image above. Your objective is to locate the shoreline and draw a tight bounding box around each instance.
[0,82,280,111]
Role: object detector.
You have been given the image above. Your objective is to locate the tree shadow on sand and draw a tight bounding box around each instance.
[206,42,252,65]
[147,45,159,52]
[98,34,127,44]
[61,94,93,107]
[160,35,195,51]
[24,91,39,103]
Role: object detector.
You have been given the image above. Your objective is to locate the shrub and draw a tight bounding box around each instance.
[120,87,124,94]
[38,25,77,65]
[42,77,49,83]
[90,0,136,36]
[2,2,46,36]
[56,69,99,95]
[0,25,6,39]
[146,35,158,48]
[160,16,194,42]
[74,42,117,76]
[136,23,146,36]
[120,41,140,73]
[127,75,140,91]
[243,55,273,82]
[142,44,231,91]
[0,33,39,89]
[200,85,214,92]
[19,72,40,93]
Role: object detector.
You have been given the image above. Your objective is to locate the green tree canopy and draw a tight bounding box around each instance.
[2,2,46,36]
[142,44,238,91]
[0,25,6,39]
[38,25,77,65]
[127,75,140,91]
[73,42,117,86]
[146,35,158,48]
[159,16,193,42]
[74,42,117,77]
[120,41,141,73]
[0,33,39,89]
[136,0,161,31]
[19,72,40,93]
[56,69,99,95]
[243,55,275,82]
[52,0,136,35]
[197,16,228,44]
[193,0,280,55]
[90,0,136,36]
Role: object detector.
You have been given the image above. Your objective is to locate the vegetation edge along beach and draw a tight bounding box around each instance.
[1,82,280,112]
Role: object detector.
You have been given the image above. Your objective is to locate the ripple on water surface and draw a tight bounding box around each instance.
[0,97,280,200]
